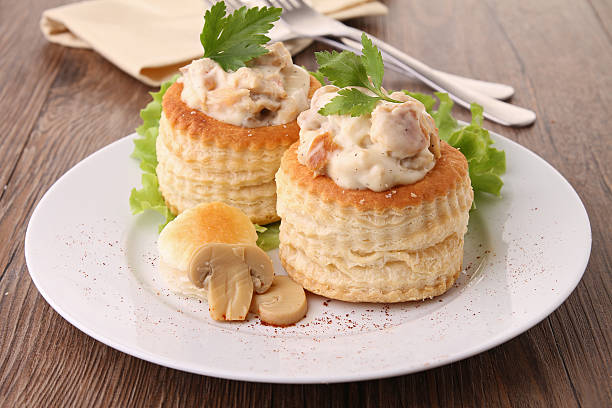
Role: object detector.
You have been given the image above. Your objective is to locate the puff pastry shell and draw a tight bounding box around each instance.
[276,141,473,302]
[157,79,319,224]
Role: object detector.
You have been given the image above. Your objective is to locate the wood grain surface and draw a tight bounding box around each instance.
[1,0,610,406]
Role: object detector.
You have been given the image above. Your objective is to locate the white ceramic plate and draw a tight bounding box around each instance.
[25,132,591,383]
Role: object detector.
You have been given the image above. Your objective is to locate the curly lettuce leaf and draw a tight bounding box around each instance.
[431,92,460,140]
[129,173,175,230]
[405,92,436,112]
[450,104,506,196]
[254,224,267,233]
[256,221,280,251]
[129,76,178,231]
[405,91,506,197]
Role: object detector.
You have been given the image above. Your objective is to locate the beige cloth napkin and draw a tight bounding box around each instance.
[41,0,387,86]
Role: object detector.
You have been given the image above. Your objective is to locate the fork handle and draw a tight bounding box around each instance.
[340,26,536,127]
[339,37,514,100]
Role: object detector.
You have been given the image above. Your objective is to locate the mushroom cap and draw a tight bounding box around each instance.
[158,202,257,272]
[189,243,274,294]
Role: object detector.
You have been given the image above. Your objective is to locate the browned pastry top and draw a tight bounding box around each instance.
[162,76,320,152]
[279,140,470,211]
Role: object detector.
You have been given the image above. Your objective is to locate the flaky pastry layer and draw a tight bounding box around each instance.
[279,236,462,303]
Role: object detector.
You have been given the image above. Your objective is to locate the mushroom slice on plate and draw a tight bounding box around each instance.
[208,260,253,321]
[250,276,308,326]
[189,243,274,321]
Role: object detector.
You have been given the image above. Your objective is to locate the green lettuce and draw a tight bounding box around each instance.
[405,91,506,198]
[253,224,267,233]
[130,76,178,231]
[255,222,280,251]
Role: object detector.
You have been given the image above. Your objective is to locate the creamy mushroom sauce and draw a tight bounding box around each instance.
[179,42,310,127]
[297,85,437,192]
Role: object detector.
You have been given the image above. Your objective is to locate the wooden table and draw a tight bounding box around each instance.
[1,0,610,406]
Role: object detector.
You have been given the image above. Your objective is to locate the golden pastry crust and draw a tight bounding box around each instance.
[156,77,320,222]
[280,141,469,211]
[275,141,473,303]
[156,128,280,223]
[280,246,462,303]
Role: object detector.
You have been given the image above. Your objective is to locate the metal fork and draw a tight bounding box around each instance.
[255,0,536,127]
[227,0,514,101]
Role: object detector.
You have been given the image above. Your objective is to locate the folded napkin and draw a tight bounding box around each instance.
[41,0,387,86]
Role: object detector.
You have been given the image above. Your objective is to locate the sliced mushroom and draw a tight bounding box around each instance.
[207,259,253,321]
[189,243,275,321]
[189,243,274,292]
[250,276,308,326]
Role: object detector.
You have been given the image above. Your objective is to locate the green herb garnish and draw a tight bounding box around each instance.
[316,33,400,117]
[201,1,282,72]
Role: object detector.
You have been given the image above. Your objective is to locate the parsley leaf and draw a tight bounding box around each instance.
[315,33,398,116]
[200,2,282,72]
[316,49,369,89]
[319,88,382,117]
[360,34,384,89]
